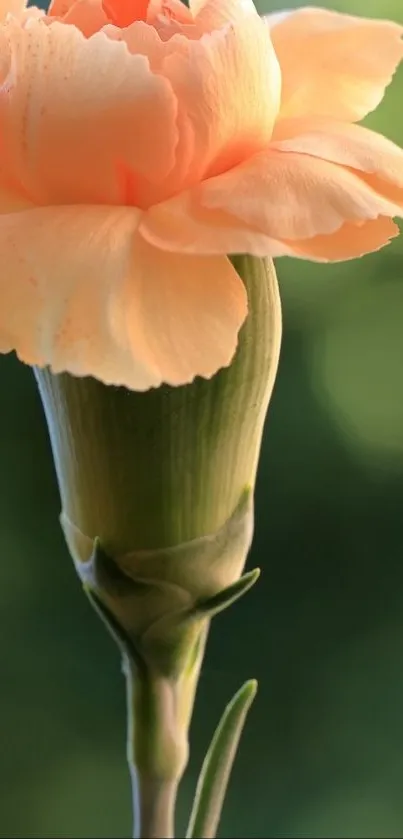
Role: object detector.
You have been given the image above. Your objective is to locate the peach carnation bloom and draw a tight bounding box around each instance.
[0,0,402,390]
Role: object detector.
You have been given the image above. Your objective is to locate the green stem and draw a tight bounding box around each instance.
[131,772,178,839]
[125,626,208,839]
[126,661,185,838]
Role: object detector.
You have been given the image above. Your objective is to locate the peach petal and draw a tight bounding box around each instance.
[102,21,195,204]
[0,0,25,18]
[190,0,258,32]
[141,194,400,262]
[102,19,167,69]
[141,192,288,257]
[0,180,33,211]
[272,118,403,186]
[48,0,76,17]
[162,14,281,187]
[141,149,403,254]
[148,0,194,26]
[355,171,403,213]
[0,18,178,206]
[129,197,403,262]
[284,217,400,262]
[0,206,247,389]
[198,150,403,240]
[63,0,109,35]
[111,12,281,199]
[124,235,248,387]
[0,0,43,23]
[268,7,403,122]
[271,118,403,213]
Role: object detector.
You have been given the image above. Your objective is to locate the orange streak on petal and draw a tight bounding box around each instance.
[102,0,149,27]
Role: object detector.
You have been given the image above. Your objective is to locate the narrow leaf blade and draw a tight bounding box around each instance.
[186,680,257,839]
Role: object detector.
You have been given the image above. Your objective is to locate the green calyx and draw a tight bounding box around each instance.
[67,487,258,675]
[35,256,281,556]
[34,253,281,676]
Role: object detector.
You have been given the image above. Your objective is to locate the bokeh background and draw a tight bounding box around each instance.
[1,0,403,836]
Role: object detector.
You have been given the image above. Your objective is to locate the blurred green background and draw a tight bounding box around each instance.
[2,0,403,836]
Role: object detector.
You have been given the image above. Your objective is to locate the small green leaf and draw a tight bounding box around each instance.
[186,680,258,839]
[195,568,260,619]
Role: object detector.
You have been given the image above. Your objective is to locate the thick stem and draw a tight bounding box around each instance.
[126,664,184,839]
[130,772,178,839]
[125,628,208,839]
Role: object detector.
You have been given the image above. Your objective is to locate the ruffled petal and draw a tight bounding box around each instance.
[0,206,246,390]
[161,13,281,187]
[189,0,258,32]
[102,19,169,71]
[272,118,403,185]
[0,0,43,22]
[141,190,400,262]
[148,0,194,25]
[141,191,287,256]
[142,148,403,253]
[122,235,248,388]
[0,0,26,18]
[0,18,177,206]
[109,11,280,200]
[62,0,109,36]
[271,117,403,211]
[197,150,403,240]
[283,217,400,262]
[48,0,76,16]
[267,6,403,122]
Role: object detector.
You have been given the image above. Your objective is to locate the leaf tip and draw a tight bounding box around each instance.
[237,678,258,707]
